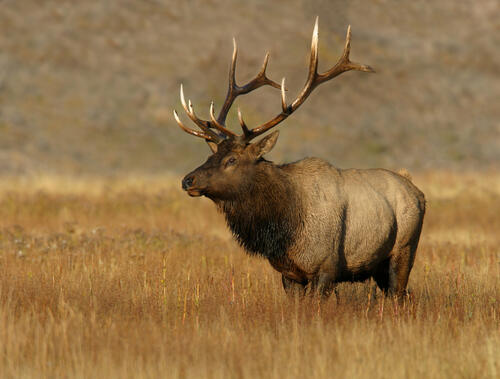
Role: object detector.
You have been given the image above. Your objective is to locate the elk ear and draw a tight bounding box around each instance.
[206,141,218,153]
[250,131,279,158]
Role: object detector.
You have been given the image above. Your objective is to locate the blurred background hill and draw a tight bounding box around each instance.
[0,0,498,176]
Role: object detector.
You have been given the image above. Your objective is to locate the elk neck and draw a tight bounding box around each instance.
[214,162,304,261]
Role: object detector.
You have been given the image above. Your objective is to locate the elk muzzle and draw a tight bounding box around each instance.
[181,173,204,197]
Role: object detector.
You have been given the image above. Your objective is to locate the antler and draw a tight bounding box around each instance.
[174,17,374,144]
[173,38,281,143]
[241,18,375,141]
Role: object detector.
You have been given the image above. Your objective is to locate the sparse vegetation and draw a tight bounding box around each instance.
[0,1,498,377]
[0,0,498,174]
[0,173,498,378]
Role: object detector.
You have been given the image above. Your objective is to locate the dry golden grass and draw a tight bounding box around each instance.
[0,172,498,378]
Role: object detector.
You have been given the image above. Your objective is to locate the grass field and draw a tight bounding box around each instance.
[0,172,498,378]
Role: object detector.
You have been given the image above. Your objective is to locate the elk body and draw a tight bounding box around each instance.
[174,19,425,299]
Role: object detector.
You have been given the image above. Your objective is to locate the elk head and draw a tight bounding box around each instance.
[174,18,374,200]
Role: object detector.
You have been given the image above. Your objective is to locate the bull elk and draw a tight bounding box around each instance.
[174,19,425,300]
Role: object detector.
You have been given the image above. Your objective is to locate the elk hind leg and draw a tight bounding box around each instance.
[388,244,417,300]
[372,258,390,295]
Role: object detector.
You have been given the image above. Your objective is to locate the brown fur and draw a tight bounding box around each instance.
[182,132,426,300]
[397,168,412,182]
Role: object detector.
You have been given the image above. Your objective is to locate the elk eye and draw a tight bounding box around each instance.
[226,157,237,167]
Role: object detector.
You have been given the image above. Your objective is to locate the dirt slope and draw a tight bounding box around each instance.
[0,0,498,174]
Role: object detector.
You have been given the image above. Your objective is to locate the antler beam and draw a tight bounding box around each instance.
[174,17,374,144]
[173,39,281,143]
[244,18,375,140]
[217,39,282,126]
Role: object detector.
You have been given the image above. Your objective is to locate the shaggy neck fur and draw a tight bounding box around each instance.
[214,163,304,260]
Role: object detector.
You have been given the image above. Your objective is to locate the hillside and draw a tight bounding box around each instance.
[0,0,498,175]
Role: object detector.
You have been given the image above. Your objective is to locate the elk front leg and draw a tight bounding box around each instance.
[281,275,307,298]
[307,272,337,300]
[310,253,341,300]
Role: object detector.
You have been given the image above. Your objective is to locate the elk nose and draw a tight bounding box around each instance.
[182,175,194,190]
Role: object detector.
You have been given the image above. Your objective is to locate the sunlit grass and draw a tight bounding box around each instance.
[0,172,498,378]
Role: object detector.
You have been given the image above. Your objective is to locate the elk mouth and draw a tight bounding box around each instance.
[186,188,204,197]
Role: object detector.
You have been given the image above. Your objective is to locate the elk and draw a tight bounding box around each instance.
[174,19,425,300]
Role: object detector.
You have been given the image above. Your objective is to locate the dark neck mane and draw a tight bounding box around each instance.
[215,165,303,260]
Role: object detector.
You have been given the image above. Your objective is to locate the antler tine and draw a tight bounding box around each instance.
[210,102,238,137]
[241,18,375,141]
[280,78,288,113]
[290,16,319,111]
[226,38,238,91]
[316,24,375,86]
[173,110,218,142]
[310,17,320,78]
[343,25,352,61]
[179,85,221,141]
[237,107,251,138]
[260,53,270,75]
[216,38,282,125]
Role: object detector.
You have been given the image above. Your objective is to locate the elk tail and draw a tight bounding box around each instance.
[397,168,412,182]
